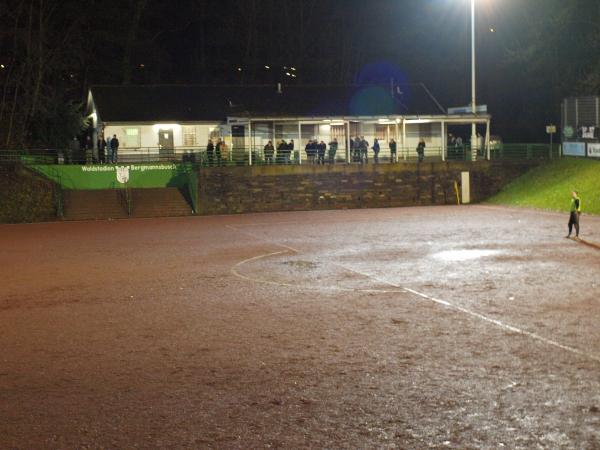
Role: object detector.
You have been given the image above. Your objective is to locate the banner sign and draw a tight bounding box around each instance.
[562,142,586,157]
[588,143,600,158]
[28,163,194,190]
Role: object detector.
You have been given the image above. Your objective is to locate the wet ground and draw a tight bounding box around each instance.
[1,205,600,449]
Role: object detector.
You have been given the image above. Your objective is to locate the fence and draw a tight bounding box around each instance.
[0,143,561,167]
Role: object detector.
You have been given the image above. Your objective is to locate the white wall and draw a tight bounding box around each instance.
[103,123,220,156]
[404,123,443,158]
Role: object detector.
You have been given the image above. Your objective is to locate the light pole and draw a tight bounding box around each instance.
[470,0,478,159]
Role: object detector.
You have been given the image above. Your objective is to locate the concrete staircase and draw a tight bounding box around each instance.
[62,188,193,221]
[63,190,129,221]
[131,188,193,218]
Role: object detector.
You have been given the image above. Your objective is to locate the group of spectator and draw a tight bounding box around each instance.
[264,139,295,164]
[96,135,119,164]
[60,134,119,164]
[304,139,339,164]
[205,138,229,166]
[199,135,431,166]
[350,136,400,164]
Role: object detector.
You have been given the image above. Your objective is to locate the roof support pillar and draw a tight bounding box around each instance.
[248,121,253,166]
[485,119,491,161]
[346,121,351,164]
[402,119,407,161]
[441,120,446,162]
[298,121,302,164]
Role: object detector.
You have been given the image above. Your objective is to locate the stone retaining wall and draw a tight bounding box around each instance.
[197,161,536,215]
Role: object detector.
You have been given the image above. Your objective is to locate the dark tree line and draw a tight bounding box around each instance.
[0,0,598,149]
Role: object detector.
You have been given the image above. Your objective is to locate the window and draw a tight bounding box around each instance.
[331,125,345,141]
[375,125,388,141]
[183,126,197,146]
[349,122,360,138]
[275,124,284,140]
[209,127,220,141]
[124,128,140,148]
[419,123,433,143]
[301,124,316,141]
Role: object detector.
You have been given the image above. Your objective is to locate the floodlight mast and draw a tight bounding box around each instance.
[470,0,477,158]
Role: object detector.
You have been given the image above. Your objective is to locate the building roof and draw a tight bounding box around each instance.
[90,84,447,123]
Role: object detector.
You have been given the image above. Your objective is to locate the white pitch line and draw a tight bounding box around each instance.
[230,250,405,294]
[228,220,600,364]
[337,263,600,364]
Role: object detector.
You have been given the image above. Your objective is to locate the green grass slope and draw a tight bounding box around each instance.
[488,158,600,215]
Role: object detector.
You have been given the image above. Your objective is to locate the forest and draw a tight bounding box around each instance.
[0,0,598,149]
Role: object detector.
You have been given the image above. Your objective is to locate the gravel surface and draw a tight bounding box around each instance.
[1,205,600,449]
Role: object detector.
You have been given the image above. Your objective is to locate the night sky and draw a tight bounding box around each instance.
[2,0,599,145]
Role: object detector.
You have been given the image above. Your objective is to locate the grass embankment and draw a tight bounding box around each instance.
[0,164,57,223]
[488,158,600,215]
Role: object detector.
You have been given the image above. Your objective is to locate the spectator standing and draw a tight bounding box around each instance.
[287,139,294,164]
[328,138,338,164]
[111,135,119,163]
[84,135,94,164]
[221,140,229,164]
[353,136,361,162]
[264,140,275,164]
[372,139,380,164]
[360,136,369,164]
[317,141,326,165]
[206,139,214,166]
[106,136,113,164]
[69,137,80,164]
[277,140,287,164]
[97,136,107,164]
[215,139,223,166]
[416,139,425,163]
[389,138,397,163]
[305,140,316,164]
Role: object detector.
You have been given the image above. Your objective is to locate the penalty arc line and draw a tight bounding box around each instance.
[230,250,406,294]
[227,222,600,363]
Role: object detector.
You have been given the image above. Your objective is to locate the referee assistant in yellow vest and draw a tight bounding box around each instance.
[566,191,581,239]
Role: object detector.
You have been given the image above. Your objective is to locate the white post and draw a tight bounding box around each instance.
[346,121,351,163]
[461,171,471,204]
[402,119,407,161]
[485,120,491,161]
[298,121,302,164]
[248,121,253,166]
[394,121,399,163]
[470,0,477,162]
[441,121,446,161]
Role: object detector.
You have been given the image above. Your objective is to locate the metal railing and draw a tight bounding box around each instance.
[0,143,561,167]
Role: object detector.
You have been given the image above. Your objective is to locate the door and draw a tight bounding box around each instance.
[231,125,246,165]
[158,129,175,160]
